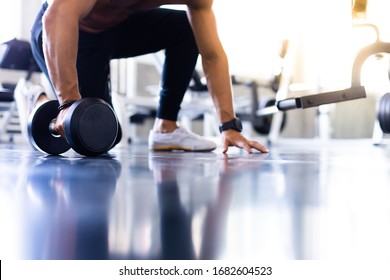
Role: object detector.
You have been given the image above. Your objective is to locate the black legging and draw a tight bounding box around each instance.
[31,3,199,121]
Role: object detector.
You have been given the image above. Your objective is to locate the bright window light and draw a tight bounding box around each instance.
[0,2,21,43]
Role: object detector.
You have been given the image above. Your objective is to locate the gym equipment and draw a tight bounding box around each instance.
[0,38,41,74]
[355,42,390,138]
[252,27,388,141]
[263,30,369,113]
[28,100,70,155]
[253,96,287,134]
[0,39,42,141]
[246,40,289,135]
[231,78,287,135]
[348,24,390,141]
[378,93,390,134]
[275,87,366,112]
[28,98,119,156]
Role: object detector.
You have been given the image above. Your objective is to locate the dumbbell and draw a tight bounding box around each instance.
[28,98,119,156]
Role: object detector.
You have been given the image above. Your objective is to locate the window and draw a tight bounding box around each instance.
[0,2,21,43]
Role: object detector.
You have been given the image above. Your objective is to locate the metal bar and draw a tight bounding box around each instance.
[276,86,366,111]
[256,105,279,116]
[276,98,299,111]
[297,86,366,109]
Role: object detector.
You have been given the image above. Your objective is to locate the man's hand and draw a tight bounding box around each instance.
[222,130,269,154]
[52,107,71,138]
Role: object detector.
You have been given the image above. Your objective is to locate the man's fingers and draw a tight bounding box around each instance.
[222,140,269,154]
[249,141,269,153]
[222,142,229,153]
[222,132,269,154]
[241,142,253,154]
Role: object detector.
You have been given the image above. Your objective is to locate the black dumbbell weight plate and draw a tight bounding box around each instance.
[27,100,71,155]
[64,98,118,156]
[378,92,390,134]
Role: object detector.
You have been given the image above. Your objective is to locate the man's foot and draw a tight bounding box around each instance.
[148,127,217,152]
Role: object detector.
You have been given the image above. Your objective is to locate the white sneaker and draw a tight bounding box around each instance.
[27,85,47,115]
[148,127,217,152]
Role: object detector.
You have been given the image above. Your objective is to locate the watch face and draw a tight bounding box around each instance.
[219,118,243,133]
[235,118,243,131]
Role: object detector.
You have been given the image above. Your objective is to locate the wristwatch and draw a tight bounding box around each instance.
[219,117,243,133]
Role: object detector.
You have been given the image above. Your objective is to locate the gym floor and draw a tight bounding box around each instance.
[1,138,390,260]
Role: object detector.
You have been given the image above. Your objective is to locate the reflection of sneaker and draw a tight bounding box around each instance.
[148,127,217,152]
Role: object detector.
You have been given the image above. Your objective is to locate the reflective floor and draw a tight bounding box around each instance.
[1,139,390,260]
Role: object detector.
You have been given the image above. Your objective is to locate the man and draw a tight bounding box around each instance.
[31,0,269,154]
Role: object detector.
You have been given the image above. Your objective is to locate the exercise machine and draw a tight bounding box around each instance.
[0,38,43,142]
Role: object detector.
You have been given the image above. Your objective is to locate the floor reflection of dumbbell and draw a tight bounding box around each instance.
[28,98,119,156]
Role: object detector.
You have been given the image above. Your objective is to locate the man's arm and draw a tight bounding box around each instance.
[186,0,234,123]
[42,0,97,104]
[186,0,268,153]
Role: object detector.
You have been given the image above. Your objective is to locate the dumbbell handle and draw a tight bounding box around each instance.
[49,101,76,138]
[49,119,62,137]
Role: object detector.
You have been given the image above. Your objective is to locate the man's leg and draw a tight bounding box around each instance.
[112,8,216,151]
[112,8,198,123]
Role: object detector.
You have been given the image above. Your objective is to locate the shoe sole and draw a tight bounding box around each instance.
[149,145,216,152]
